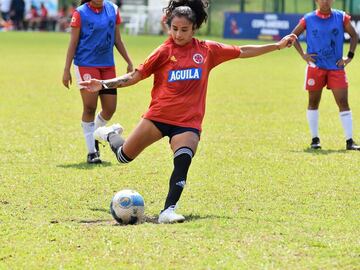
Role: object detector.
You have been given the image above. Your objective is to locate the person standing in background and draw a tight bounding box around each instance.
[10,0,25,30]
[292,0,360,150]
[0,0,11,21]
[39,2,48,30]
[62,0,133,164]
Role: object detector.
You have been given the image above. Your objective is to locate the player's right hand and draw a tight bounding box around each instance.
[79,79,102,92]
[62,71,72,89]
[302,53,317,64]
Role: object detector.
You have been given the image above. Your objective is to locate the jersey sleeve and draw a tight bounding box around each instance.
[137,46,169,79]
[116,9,121,24]
[299,17,306,29]
[70,10,81,28]
[206,41,241,69]
[344,13,351,26]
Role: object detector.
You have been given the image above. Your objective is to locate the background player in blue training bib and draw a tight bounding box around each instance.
[292,0,359,151]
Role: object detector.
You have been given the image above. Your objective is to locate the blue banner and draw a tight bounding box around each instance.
[223,12,303,41]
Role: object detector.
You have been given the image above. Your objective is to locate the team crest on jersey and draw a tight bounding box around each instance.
[193,53,204,64]
[168,68,202,82]
[83,73,92,81]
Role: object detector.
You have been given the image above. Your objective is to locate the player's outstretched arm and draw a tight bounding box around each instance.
[79,70,142,92]
[238,34,297,58]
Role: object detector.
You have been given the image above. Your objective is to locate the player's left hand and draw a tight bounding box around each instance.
[277,34,297,49]
[79,79,102,92]
[336,57,352,68]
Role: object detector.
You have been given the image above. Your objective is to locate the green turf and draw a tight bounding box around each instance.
[0,32,359,269]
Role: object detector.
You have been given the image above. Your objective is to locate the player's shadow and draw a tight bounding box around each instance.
[89,207,159,225]
[184,214,232,222]
[291,148,347,155]
[56,161,112,170]
[85,208,232,225]
[50,218,113,225]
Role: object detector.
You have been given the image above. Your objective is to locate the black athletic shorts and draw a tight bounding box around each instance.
[99,88,117,95]
[150,120,200,141]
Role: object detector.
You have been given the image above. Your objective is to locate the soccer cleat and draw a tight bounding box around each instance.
[94,123,123,142]
[310,137,321,149]
[158,205,185,224]
[346,139,360,151]
[87,151,102,164]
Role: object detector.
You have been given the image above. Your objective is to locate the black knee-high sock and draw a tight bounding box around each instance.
[164,147,193,210]
[108,132,132,163]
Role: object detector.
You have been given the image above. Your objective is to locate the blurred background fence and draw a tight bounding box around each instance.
[119,0,360,36]
[3,0,360,36]
[206,0,360,36]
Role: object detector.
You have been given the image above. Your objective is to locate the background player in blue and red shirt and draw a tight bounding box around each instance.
[80,0,296,223]
[292,0,359,150]
[62,0,133,164]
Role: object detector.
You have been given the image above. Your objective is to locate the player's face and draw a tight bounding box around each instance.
[90,0,103,8]
[169,16,195,46]
[316,0,334,13]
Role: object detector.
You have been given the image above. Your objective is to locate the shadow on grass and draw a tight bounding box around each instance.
[79,219,113,224]
[56,209,232,226]
[291,148,347,155]
[89,208,159,225]
[90,207,109,213]
[56,161,112,169]
[184,214,232,222]
[89,208,232,223]
[54,213,231,226]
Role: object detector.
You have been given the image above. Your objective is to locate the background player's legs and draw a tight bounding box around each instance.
[331,89,359,150]
[97,67,117,126]
[95,93,117,152]
[98,94,117,123]
[80,90,101,163]
[307,90,322,149]
[95,67,118,152]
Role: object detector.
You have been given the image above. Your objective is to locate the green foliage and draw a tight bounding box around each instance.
[0,32,359,269]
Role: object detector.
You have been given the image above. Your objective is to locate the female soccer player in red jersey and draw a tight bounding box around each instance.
[80,0,296,223]
[292,0,359,150]
[62,0,133,164]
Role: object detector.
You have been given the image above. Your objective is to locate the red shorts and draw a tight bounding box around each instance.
[74,65,116,90]
[304,65,348,91]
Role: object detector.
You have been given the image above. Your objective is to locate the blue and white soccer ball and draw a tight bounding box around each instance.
[110,189,145,225]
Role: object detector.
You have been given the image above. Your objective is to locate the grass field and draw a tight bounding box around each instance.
[0,32,359,269]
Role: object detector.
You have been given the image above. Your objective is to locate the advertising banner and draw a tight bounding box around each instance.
[224,12,360,42]
[223,12,302,41]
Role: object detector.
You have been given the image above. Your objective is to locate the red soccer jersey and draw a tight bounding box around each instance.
[137,37,241,131]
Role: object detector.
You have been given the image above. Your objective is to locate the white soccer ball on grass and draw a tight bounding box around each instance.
[110,189,145,225]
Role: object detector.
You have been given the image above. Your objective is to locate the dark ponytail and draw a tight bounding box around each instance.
[164,0,209,29]
[81,0,90,5]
